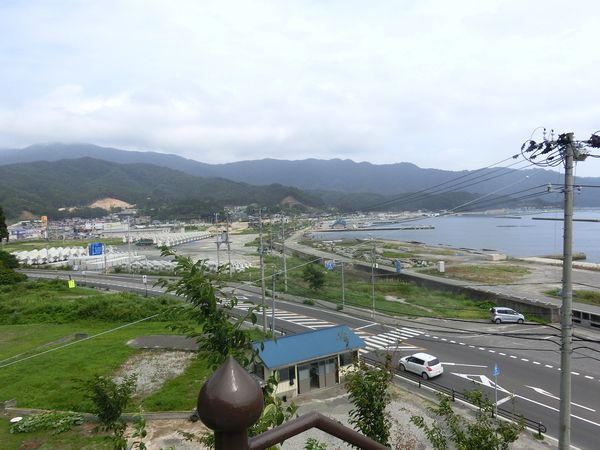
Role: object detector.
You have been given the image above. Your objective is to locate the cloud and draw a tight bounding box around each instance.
[1,0,599,176]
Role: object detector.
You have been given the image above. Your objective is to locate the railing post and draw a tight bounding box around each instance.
[197,356,264,450]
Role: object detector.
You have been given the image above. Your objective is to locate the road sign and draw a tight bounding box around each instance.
[394,260,402,273]
[492,363,500,377]
[142,275,147,284]
[325,260,336,270]
[89,242,104,256]
[68,279,76,289]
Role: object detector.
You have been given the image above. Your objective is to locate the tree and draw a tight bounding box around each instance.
[345,357,393,446]
[410,390,524,450]
[157,248,298,448]
[83,374,137,431]
[0,206,8,242]
[156,247,259,368]
[302,263,326,291]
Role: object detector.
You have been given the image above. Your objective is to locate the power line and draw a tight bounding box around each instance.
[0,313,160,369]
[363,155,532,211]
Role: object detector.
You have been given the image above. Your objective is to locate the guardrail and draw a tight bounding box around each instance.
[361,354,547,436]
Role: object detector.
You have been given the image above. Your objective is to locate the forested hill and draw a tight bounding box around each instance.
[0,158,323,219]
[2,143,599,207]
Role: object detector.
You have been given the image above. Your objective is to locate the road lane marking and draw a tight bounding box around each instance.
[515,395,600,427]
[525,386,595,412]
[545,364,553,368]
[496,395,514,406]
[442,363,488,368]
[355,323,378,330]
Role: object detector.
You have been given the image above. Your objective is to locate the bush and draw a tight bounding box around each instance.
[0,250,19,268]
[10,411,84,434]
[0,282,176,324]
[83,374,137,430]
[0,262,27,285]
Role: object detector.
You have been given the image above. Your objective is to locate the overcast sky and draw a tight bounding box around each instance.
[1,0,599,176]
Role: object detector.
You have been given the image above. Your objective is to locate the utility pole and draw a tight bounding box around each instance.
[558,133,574,450]
[370,236,376,318]
[520,129,599,450]
[127,217,132,274]
[271,266,277,335]
[281,215,288,293]
[259,209,267,332]
[215,212,220,269]
[226,212,232,277]
[341,260,345,309]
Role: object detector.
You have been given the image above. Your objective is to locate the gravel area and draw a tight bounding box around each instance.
[114,350,195,396]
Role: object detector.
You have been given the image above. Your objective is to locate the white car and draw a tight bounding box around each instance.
[398,353,444,380]
[490,307,524,324]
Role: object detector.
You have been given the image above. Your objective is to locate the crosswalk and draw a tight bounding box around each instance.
[233,301,337,329]
[354,327,425,354]
[230,299,425,354]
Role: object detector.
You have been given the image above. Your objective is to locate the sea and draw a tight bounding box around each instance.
[311,210,600,264]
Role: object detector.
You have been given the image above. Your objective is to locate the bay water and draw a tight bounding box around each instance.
[312,210,600,263]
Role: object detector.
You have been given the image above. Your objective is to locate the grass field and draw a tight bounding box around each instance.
[545,289,600,307]
[230,254,495,319]
[0,320,178,412]
[421,264,530,284]
[0,280,266,416]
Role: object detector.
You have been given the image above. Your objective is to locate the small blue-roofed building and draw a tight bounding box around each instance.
[252,325,365,399]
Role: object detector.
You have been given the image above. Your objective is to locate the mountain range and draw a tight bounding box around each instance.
[1,143,597,219]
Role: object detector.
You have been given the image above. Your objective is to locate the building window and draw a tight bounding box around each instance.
[278,367,290,383]
[254,363,265,380]
[289,367,295,386]
[340,351,355,366]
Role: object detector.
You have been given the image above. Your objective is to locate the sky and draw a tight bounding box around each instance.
[1,0,599,176]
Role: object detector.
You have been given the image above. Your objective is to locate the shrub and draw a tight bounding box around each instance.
[0,262,27,285]
[0,250,19,268]
[83,374,137,430]
[10,411,84,434]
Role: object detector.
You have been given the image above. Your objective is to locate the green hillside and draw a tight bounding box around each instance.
[0,158,323,220]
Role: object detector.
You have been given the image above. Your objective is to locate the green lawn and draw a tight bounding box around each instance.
[0,321,177,412]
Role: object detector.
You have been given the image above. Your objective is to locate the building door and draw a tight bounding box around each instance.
[298,364,310,394]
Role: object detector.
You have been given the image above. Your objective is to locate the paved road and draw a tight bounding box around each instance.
[22,269,600,449]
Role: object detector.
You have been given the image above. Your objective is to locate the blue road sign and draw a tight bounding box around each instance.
[492,363,500,377]
[89,242,104,256]
[325,260,336,270]
[395,260,402,273]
